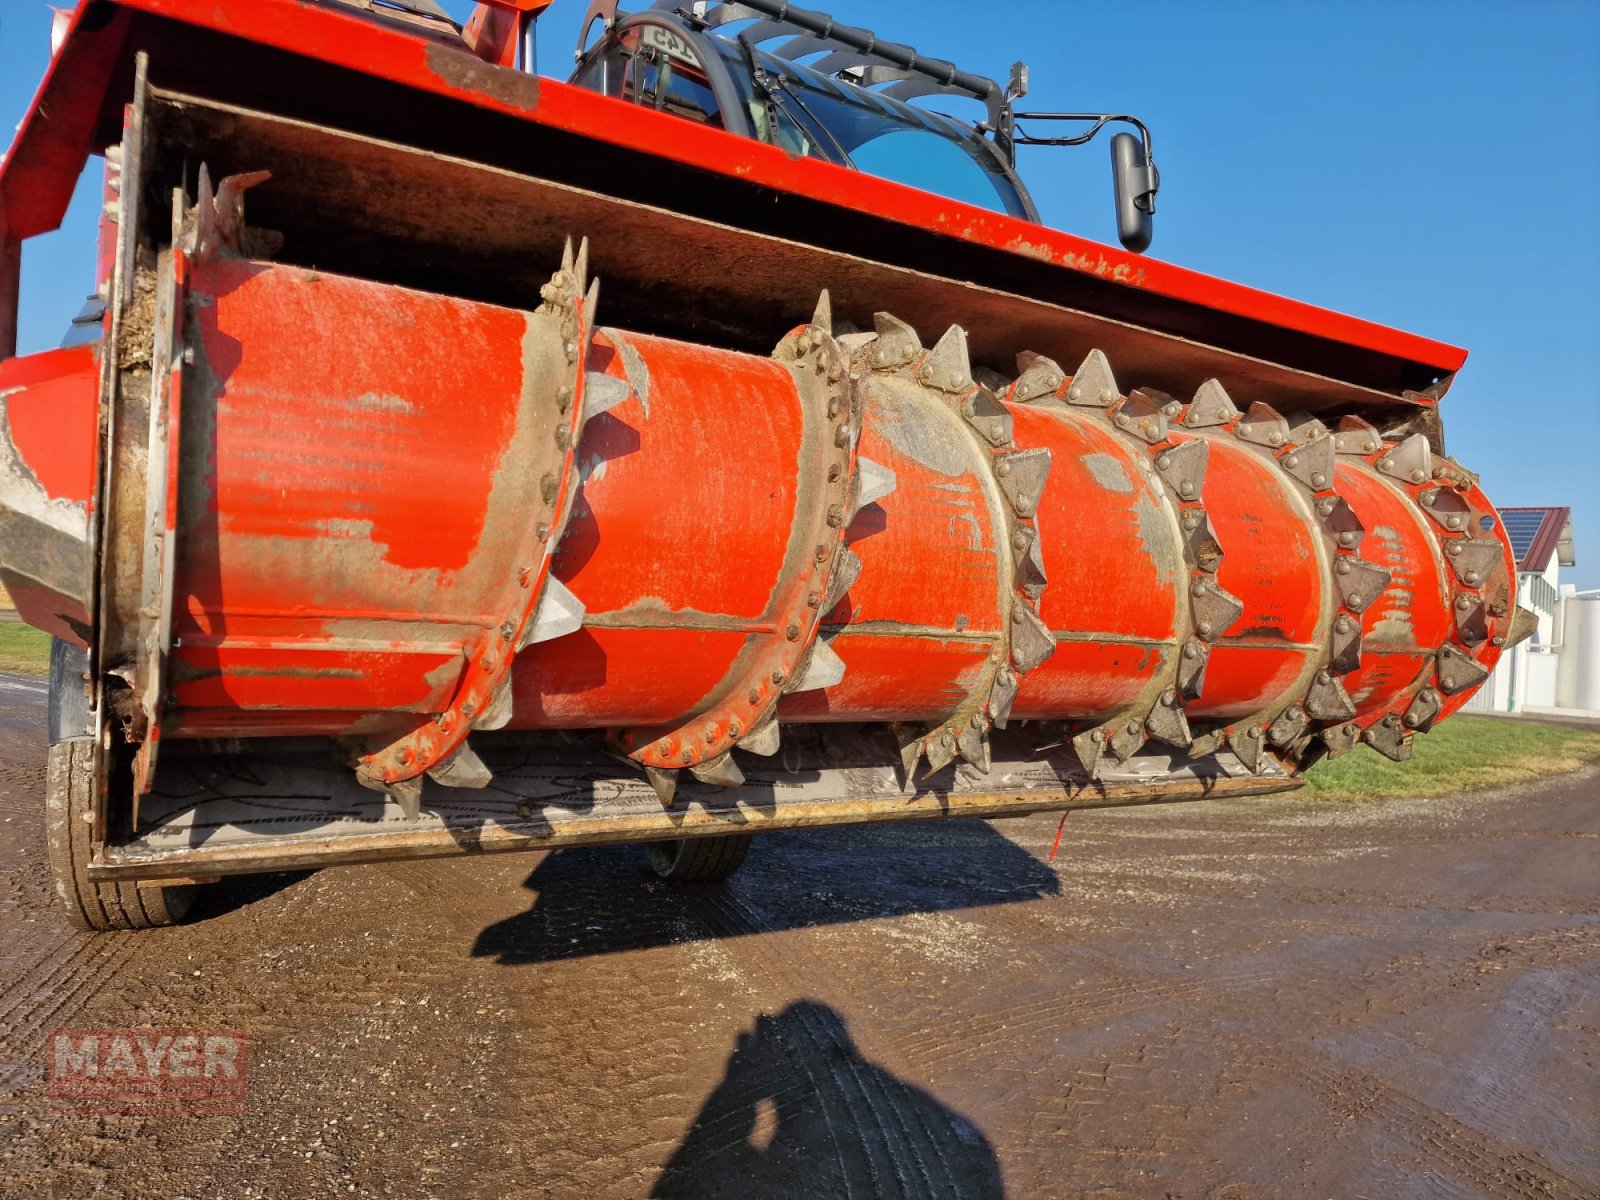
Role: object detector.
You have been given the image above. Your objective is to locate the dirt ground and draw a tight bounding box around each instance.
[0,674,1595,1199]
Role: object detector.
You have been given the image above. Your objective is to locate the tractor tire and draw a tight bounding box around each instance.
[45,740,195,931]
[647,833,753,883]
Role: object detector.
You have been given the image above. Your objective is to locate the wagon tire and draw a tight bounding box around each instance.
[45,740,195,931]
[647,834,753,882]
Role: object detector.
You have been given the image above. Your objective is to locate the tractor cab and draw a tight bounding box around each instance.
[570,2,1039,220]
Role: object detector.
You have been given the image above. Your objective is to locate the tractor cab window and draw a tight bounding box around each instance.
[708,39,1031,219]
[572,23,724,128]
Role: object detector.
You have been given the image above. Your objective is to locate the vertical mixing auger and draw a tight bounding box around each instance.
[0,0,1533,927]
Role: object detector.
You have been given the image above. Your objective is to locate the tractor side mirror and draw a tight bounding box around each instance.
[1110,131,1158,254]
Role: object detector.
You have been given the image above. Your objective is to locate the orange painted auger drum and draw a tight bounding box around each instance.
[4,200,1521,810]
[0,0,1532,926]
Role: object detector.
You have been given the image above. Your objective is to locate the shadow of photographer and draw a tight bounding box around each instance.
[652,1000,1005,1199]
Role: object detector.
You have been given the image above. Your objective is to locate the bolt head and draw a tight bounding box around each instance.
[1284,454,1299,469]
[1311,473,1327,488]
[1268,433,1284,446]
[1099,388,1117,405]
[786,624,801,641]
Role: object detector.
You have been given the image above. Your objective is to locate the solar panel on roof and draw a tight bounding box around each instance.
[1500,510,1550,565]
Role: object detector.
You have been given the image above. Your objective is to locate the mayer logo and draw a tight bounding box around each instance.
[48,1029,248,1115]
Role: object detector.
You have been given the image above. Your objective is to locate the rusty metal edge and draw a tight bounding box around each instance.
[86,774,1300,881]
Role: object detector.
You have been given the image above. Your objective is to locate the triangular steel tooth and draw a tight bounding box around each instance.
[1320,722,1363,759]
[993,447,1052,520]
[920,325,973,394]
[896,725,926,784]
[1403,687,1443,733]
[1454,593,1490,647]
[1329,612,1363,674]
[472,679,515,731]
[1184,378,1240,428]
[922,726,958,776]
[1321,496,1366,552]
[560,237,575,276]
[1305,669,1358,721]
[812,289,833,333]
[1154,438,1208,503]
[1011,351,1067,403]
[1191,577,1245,640]
[1285,413,1329,445]
[837,331,878,354]
[1333,415,1384,456]
[1111,389,1170,445]
[822,547,863,613]
[387,777,425,822]
[1506,605,1540,648]
[1376,432,1433,485]
[1188,727,1228,758]
[1177,636,1210,699]
[787,636,846,693]
[690,751,745,788]
[427,740,493,789]
[583,275,600,324]
[1268,705,1309,748]
[1363,713,1412,762]
[988,667,1019,729]
[1064,348,1118,407]
[645,766,679,806]
[1010,602,1056,675]
[1181,510,1223,573]
[1335,556,1391,614]
[852,457,897,515]
[963,386,1013,447]
[956,719,992,773]
[1442,538,1503,589]
[1279,433,1337,493]
[1016,527,1048,602]
[583,371,630,422]
[737,715,781,757]
[1436,642,1490,696]
[574,237,590,293]
[194,163,216,255]
[521,576,586,648]
[1417,486,1471,534]
[1072,728,1106,778]
[1107,718,1145,763]
[1235,401,1291,448]
[1145,689,1193,748]
[1231,725,1265,773]
[871,312,923,370]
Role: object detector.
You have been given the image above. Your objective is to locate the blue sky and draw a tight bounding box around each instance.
[4,0,1597,584]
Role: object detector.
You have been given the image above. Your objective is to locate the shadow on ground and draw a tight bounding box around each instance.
[472,818,1058,964]
[652,1000,1004,1199]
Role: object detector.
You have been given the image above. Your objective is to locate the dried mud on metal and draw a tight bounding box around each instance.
[0,680,1595,1199]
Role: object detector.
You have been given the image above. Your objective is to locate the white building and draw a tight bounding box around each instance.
[1466,507,1600,717]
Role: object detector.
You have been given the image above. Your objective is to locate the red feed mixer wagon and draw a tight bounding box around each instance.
[0,0,1526,928]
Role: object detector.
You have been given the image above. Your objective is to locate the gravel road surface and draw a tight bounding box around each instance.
[0,673,1595,1198]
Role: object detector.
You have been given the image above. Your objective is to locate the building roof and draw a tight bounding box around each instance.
[1499,507,1575,573]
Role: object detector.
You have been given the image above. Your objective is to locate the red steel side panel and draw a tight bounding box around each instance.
[0,0,1466,383]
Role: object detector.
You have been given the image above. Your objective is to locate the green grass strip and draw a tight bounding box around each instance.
[1305,715,1600,800]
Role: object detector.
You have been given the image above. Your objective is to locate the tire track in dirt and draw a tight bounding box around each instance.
[0,934,141,1066]
[1290,1053,1593,1200]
